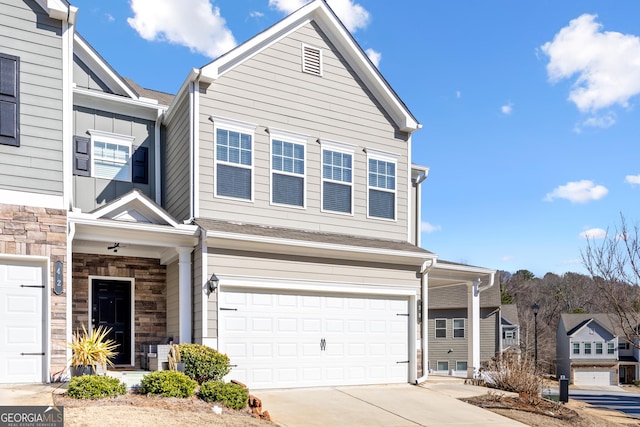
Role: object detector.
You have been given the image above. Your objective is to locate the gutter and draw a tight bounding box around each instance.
[415,257,436,385]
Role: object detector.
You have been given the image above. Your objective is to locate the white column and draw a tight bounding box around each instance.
[178,247,192,344]
[467,278,481,378]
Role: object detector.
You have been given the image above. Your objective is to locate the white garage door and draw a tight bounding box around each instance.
[0,260,45,383]
[219,288,409,389]
[573,369,613,386]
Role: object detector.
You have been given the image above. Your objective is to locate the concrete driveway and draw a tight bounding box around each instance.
[258,383,527,427]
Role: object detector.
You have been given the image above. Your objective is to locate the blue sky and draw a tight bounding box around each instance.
[69,0,640,277]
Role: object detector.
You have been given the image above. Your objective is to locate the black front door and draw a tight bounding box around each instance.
[92,279,131,365]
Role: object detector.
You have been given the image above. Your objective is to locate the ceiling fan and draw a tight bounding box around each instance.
[107,243,125,253]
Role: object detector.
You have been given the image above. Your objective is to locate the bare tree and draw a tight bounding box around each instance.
[582,214,640,348]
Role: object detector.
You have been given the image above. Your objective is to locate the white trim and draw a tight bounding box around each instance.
[320,142,355,216]
[88,276,136,367]
[201,231,209,347]
[73,88,166,121]
[319,139,358,152]
[366,151,397,221]
[0,189,64,209]
[192,80,200,218]
[154,112,162,203]
[87,130,136,182]
[435,318,447,339]
[269,131,307,209]
[455,360,468,372]
[212,117,256,202]
[0,255,49,382]
[62,18,73,211]
[301,43,323,76]
[218,274,419,297]
[436,360,449,371]
[453,318,465,339]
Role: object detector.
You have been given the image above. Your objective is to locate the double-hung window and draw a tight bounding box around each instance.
[595,342,603,355]
[214,117,255,201]
[453,318,465,338]
[270,129,306,207]
[89,130,135,182]
[572,342,580,355]
[367,149,397,220]
[584,342,592,355]
[435,319,446,338]
[321,141,354,214]
[607,342,615,354]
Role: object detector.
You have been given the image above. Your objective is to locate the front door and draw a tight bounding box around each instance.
[92,279,131,365]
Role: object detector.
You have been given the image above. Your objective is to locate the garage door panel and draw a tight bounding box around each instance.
[574,369,613,386]
[220,289,409,389]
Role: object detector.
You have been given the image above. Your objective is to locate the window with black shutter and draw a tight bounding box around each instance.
[0,53,19,147]
[132,146,148,184]
[73,135,91,176]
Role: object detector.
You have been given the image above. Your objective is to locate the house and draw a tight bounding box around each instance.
[427,269,502,375]
[556,313,639,386]
[500,304,520,353]
[0,0,496,389]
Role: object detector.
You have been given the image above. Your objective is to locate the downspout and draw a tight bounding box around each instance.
[415,257,436,384]
[413,170,428,247]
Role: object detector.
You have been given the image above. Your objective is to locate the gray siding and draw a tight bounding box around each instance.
[73,54,111,92]
[72,106,156,211]
[428,307,499,370]
[0,0,63,195]
[192,238,204,343]
[429,281,501,310]
[164,90,191,220]
[166,260,179,340]
[206,248,420,338]
[197,22,410,241]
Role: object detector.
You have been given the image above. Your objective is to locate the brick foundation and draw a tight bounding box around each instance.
[0,203,67,380]
[72,253,167,368]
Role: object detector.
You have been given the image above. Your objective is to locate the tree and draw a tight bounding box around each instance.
[582,214,640,348]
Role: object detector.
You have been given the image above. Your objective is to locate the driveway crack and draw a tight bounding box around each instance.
[336,388,425,426]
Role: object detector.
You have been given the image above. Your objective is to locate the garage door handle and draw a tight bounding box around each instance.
[396,360,409,364]
[21,285,45,288]
[21,353,45,356]
[220,308,238,311]
[320,338,326,351]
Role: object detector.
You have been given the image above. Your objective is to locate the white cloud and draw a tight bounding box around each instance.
[456,90,461,99]
[421,222,441,233]
[579,228,607,239]
[249,11,264,18]
[625,174,640,185]
[541,14,640,112]
[106,13,115,23]
[573,112,616,133]
[269,0,370,32]
[501,102,513,115]
[127,0,236,59]
[544,180,608,203]
[365,48,381,67]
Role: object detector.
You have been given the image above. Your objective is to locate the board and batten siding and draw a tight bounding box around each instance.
[0,0,63,195]
[206,248,419,338]
[72,106,156,211]
[197,22,410,241]
[164,90,191,221]
[73,54,111,92]
[166,260,179,340]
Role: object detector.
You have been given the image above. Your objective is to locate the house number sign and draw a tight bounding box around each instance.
[54,260,63,295]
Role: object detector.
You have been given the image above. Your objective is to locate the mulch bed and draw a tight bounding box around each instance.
[462,394,580,422]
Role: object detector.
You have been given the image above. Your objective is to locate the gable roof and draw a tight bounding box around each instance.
[501,304,519,326]
[559,313,618,337]
[197,0,419,133]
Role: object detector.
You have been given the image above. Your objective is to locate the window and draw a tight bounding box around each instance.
[453,318,465,338]
[436,361,448,371]
[214,117,255,201]
[595,342,603,355]
[88,130,135,182]
[619,342,630,351]
[584,342,592,355]
[321,141,354,214]
[367,152,396,220]
[0,53,19,146]
[271,130,306,207]
[572,343,580,355]
[456,361,467,372]
[503,329,516,339]
[608,342,615,354]
[435,319,446,338]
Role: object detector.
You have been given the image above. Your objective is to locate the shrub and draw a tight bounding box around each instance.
[65,375,127,399]
[179,344,231,384]
[68,325,119,372]
[140,370,197,398]
[482,350,544,404]
[199,380,248,409]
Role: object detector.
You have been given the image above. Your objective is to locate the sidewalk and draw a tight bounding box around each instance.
[0,383,63,406]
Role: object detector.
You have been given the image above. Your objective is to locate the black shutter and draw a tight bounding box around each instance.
[73,135,91,176]
[0,53,19,147]
[132,146,148,184]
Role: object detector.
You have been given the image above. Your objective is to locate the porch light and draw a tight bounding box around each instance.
[207,273,219,293]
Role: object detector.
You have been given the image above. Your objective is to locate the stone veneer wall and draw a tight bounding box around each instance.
[72,253,167,369]
[0,204,67,380]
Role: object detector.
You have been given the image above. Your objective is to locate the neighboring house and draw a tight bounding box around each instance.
[0,0,497,389]
[500,304,520,353]
[428,270,501,375]
[556,313,640,386]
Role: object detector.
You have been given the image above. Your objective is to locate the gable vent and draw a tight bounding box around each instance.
[302,45,322,76]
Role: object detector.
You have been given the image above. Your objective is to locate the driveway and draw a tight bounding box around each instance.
[258,383,527,427]
[570,388,640,419]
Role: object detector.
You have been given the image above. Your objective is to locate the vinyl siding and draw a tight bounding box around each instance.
[0,0,63,195]
[166,260,179,340]
[72,105,156,211]
[206,248,420,337]
[429,281,501,310]
[197,22,410,241]
[73,54,111,92]
[164,90,191,221]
